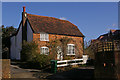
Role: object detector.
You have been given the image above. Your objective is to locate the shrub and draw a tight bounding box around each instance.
[21,40,39,62]
[21,41,50,69]
[63,56,72,60]
[32,54,50,69]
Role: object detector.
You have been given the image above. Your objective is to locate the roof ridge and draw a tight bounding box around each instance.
[27,13,67,21]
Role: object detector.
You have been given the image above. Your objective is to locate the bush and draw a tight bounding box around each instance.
[31,54,50,69]
[63,56,72,60]
[21,41,50,69]
[21,40,39,62]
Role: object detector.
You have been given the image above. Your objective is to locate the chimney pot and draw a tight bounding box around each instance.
[23,6,26,12]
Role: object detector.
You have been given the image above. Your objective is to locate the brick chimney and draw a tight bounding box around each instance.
[22,6,27,27]
[22,6,27,42]
[23,6,26,12]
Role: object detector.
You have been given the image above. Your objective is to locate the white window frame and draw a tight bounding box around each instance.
[67,44,75,55]
[40,33,49,41]
[40,47,49,55]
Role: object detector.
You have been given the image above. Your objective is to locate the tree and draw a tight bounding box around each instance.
[84,40,99,59]
[2,25,17,59]
[84,40,91,49]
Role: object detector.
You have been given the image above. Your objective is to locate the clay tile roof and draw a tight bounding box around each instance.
[97,34,108,40]
[110,29,116,33]
[91,39,97,42]
[27,14,84,37]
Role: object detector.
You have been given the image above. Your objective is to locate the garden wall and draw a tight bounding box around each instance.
[2,59,10,79]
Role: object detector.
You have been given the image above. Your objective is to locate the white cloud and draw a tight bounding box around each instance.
[107,23,117,27]
[112,23,117,27]
[106,23,118,31]
[59,17,67,20]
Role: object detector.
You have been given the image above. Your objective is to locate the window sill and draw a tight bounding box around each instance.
[41,53,49,55]
[66,54,75,56]
[40,40,49,41]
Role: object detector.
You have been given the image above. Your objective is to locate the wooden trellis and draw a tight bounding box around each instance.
[95,40,120,53]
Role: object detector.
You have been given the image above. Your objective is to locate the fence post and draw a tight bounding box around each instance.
[51,60,57,73]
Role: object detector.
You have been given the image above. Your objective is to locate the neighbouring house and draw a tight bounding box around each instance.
[88,29,120,54]
[86,29,120,59]
[97,29,120,41]
[90,29,120,80]
[10,7,84,60]
[90,29,120,48]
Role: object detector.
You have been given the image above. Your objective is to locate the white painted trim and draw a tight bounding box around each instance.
[57,58,84,67]
[41,46,48,48]
[67,44,75,46]
[66,54,75,55]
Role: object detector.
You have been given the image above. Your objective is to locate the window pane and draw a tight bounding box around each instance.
[40,33,44,41]
[45,48,47,54]
[41,48,43,54]
[47,34,49,40]
[42,48,44,54]
[43,34,45,40]
[45,34,47,40]
[44,48,45,54]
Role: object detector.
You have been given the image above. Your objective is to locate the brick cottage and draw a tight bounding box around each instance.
[10,7,84,60]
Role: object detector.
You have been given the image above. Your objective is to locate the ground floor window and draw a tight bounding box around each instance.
[40,47,49,55]
[67,44,75,55]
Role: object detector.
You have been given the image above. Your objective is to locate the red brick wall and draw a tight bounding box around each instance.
[33,33,84,59]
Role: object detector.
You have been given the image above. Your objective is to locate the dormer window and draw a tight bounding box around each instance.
[40,33,49,41]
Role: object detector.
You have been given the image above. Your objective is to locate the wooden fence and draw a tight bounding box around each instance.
[57,55,88,67]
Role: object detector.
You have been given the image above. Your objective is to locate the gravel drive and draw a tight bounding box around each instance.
[10,61,94,80]
[10,64,38,78]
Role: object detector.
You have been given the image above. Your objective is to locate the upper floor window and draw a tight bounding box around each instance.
[40,33,49,41]
[40,47,49,55]
[67,44,75,55]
